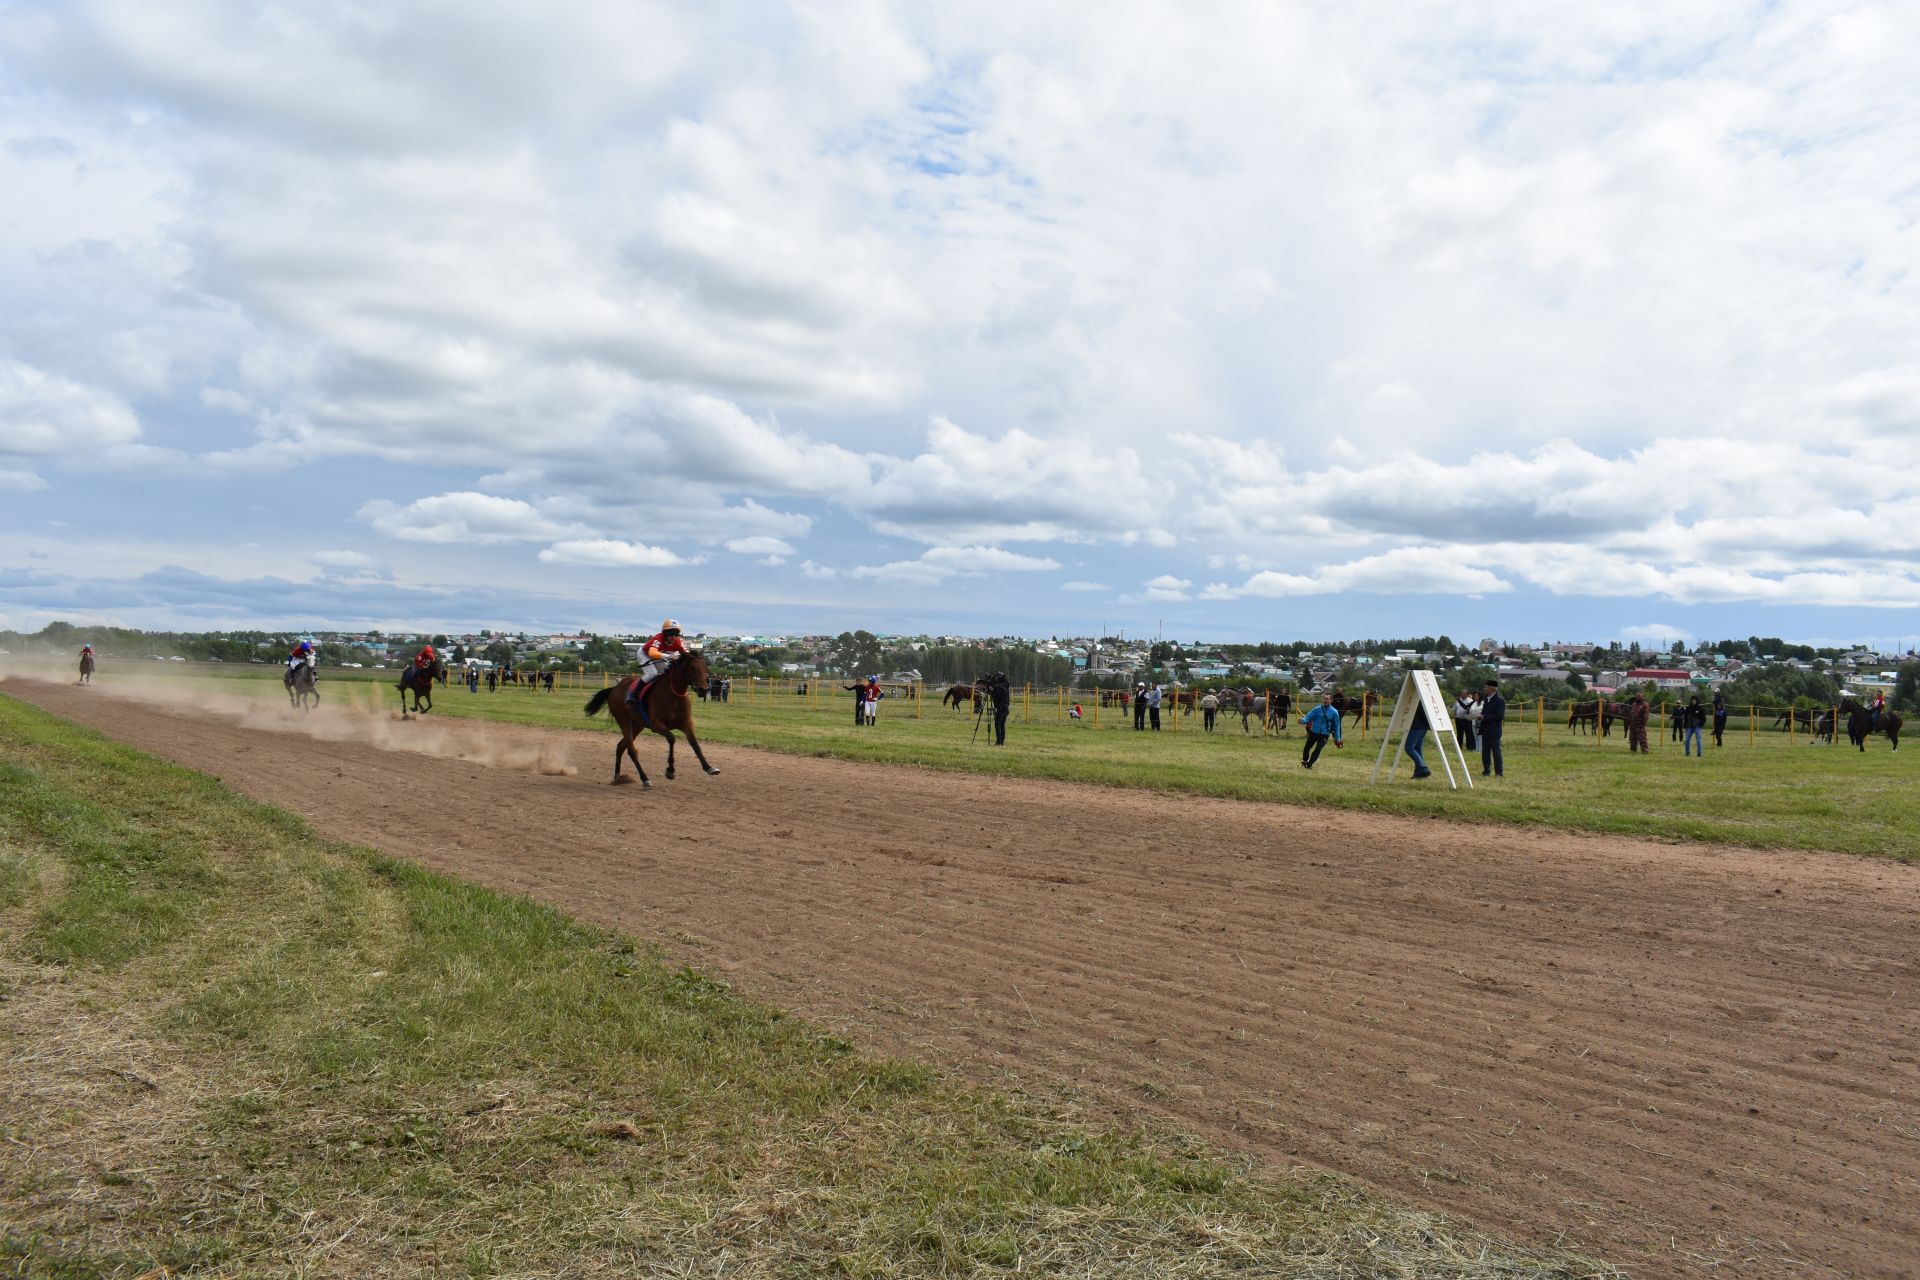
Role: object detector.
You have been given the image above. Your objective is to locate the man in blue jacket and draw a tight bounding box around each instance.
[1480,679,1505,777]
[1300,690,1343,768]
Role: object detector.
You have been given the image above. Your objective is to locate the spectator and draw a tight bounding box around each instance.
[1147,683,1163,731]
[721,678,731,702]
[1200,689,1219,733]
[1403,698,1432,779]
[841,679,867,726]
[990,672,1012,746]
[1683,695,1706,757]
[1479,680,1505,777]
[1132,682,1148,730]
[1452,690,1477,750]
[1300,691,1342,768]
[486,669,498,692]
[1712,692,1728,747]
[1626,693,1650,753]
[1670,700,1685,743]
[1069,701,1084,722]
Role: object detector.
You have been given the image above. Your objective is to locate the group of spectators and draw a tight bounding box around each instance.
[464,666,556,693]
[1626,691,1727,755]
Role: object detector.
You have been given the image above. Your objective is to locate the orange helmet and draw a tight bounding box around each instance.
[660,618,681,633]
[422,645,435,658]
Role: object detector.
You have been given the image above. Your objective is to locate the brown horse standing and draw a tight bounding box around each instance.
[583,650,721,786]
[943,682,979,711]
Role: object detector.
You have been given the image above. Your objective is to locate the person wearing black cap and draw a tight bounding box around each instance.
[990,672,1012,745]
[1479,679,1505,777]
[1133,682,1148,731]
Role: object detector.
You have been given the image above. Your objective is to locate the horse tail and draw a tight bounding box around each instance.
[584,688,613,719]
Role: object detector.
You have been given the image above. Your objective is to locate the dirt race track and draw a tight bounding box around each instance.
[8,679,1918,1278]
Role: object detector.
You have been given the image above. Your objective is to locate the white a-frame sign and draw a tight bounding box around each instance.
[1369,669,1474,790]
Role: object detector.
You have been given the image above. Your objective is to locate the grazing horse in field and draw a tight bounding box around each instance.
[584,649,720,786]
[1842,698,1901,752]
[943,682,983,712]
[397,659,444,716]
[285,659,319,711]
[77,651,95,684]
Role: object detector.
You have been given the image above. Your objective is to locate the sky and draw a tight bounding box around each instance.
[3,1,1920,650]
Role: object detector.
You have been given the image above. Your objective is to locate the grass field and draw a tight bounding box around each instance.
[0,692,1617,1278]
[87,662,1916,862]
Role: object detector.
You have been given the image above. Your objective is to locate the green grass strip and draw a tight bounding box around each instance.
[0,692,1617,1277]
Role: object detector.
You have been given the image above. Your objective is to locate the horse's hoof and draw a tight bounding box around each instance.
[640,778,651,789]
[704,766,720,776]
[612,775,631,785]
[665,769,675,781]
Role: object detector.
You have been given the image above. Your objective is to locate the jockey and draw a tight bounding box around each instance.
[287,639,314,672]
[413,644,436,671]
[1872,690,1887,729]
[627,619,686,708]
[80,644,92,657]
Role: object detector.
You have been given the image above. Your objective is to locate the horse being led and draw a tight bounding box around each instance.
[285,658,319,711]
[397,658,444,716]
[583,649,721,787]
[1841,698,1902,752]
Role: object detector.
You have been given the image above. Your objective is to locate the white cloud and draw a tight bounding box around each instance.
[0,469,49,491]
[1226,549,1511,599]
[0,358,142,457]
[724,535,796,557]
[921,545,1061,572]
[359,492,580,545]
[1119,574,1193,604]
[537,539,685,568]
[1060,580,1107,592]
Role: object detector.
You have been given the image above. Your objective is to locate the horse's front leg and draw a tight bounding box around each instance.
[664,731,676,781]
[685,729,720,776]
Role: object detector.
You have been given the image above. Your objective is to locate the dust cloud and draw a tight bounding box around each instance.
[0,666,579,777]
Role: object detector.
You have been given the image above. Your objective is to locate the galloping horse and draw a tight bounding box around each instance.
[284,659,319,711]
[583,649,721,786]
[397,658,444,716]
[1841,698,1902,752]
[77,651,95,685]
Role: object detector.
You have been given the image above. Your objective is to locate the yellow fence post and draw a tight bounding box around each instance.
[1831,705,1838,748]
[1537,696,1544,748]
[1023,682,1031,724]
[1788,706,1794,743]
[1749,705,1755,746]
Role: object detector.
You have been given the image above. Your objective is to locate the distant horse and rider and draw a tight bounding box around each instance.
[397,657,444,716]
[583,648,721,787]
[77,648,95,685]
[285,657,319,711]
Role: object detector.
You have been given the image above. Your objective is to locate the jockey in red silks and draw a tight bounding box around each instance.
[627,619,686,709]
[1872,690,1887,729]
[413,644,436,671]
[287,639,314,672]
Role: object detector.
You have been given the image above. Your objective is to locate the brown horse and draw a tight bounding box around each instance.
[77,651,95,685]
[397,659,443,716]
[583,650,721,786]
[943,682,981,711]
[1567,700,1624,736]
[1842,698,1902,752]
